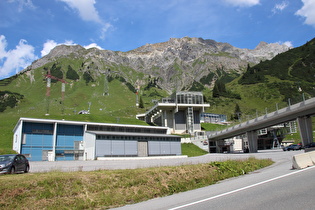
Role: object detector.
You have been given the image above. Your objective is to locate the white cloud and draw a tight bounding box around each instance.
[58,0,113,39]
[100,23,113,40]
[41,40,75,57]
[41,40,103,56]
[0,36,7,59]
[295,0,315,27]
[283,41,293,48]
[41,40,57,57]
[285,41,293,48]
[0,35,38,79]
[272,1,288,14]
[84,43,103,50]
[7,0,35,12]
[224,0,260,7]
[277,41,293,48]
[58,0,101,23]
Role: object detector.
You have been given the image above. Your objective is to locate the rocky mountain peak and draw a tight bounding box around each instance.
[27,37,291,93]
[48,44,85,58]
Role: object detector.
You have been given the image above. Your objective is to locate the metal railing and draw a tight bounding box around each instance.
[208,94,315,139]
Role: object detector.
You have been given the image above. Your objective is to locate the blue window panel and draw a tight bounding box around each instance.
[23,122,54,134]
[55,156,63,161]
[56,135,83,147]
[42,135,53,146]
[31,135,43,146]
[24,134,53,147]
[23,148,43,161]
[56,154,74,161]
[31,148,43,161]
[21,147,31,156]
[56,135,66,147]
[64,153,74,160]
[57,124,83,136]
[42,146,53,151]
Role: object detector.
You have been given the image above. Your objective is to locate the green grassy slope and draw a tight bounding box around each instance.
[0,65,159,152]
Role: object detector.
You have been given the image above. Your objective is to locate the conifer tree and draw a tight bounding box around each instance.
[66,65,79,80]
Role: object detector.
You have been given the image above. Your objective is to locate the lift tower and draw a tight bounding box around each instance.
[45,70,68,115]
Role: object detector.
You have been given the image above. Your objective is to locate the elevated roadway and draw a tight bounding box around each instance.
[208,97,315,152]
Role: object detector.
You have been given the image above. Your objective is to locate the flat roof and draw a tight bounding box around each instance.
[14,117,169,132]
[86,131,180,138]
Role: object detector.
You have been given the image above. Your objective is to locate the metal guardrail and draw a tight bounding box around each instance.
[208,96,315,140]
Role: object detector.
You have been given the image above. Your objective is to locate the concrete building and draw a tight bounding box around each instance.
[200,113,227,124]
[13,118,181,161]
[137,91,210,134]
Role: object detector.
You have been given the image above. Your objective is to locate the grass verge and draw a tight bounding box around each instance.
[181,143,208,157]
[0,157,273,209]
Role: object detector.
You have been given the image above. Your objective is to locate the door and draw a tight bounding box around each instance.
[138,141,148,157]
[14,156,22,171]
[42,150,48,161]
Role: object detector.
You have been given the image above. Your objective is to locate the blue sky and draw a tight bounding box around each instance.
[0,0,314,80]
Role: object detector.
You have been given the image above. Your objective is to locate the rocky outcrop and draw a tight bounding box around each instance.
[27,37,291,93]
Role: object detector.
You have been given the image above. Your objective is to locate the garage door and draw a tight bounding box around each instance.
[96,140,137,157]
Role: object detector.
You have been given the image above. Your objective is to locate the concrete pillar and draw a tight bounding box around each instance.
[52,122,58,161]
[246,131,258,153]
[163,110,167,127]
[297,116,313,146]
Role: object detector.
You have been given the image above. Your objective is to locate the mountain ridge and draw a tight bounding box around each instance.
[24,37,290,93]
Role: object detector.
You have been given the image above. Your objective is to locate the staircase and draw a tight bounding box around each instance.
[187,107,194,134]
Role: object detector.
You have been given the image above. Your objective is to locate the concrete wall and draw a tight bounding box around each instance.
[292,151,315,169]
[84,132,96,160]
[13,123,22,153]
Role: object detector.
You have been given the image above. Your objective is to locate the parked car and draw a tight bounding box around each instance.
[304,142,315,148]
[0,154,30,174]
[283,144,302,151]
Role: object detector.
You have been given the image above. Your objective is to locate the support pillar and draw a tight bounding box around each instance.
[297,116,313,146]
[51,122,57,161]
[246,131,258,153]
[163,110,167,127]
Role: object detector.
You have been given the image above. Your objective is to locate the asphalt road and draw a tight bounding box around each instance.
[175,166,315,210]
[109,150,312,210]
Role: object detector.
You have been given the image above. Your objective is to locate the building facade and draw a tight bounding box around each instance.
[137,92,210,134]
[13,118,181,161]
[200,113,227,124]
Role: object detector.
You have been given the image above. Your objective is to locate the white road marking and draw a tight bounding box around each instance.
[169,166,315,210]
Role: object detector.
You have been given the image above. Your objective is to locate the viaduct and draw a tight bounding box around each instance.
[207,97,315,152]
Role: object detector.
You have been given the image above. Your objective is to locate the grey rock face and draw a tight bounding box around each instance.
[28,37,290,93]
